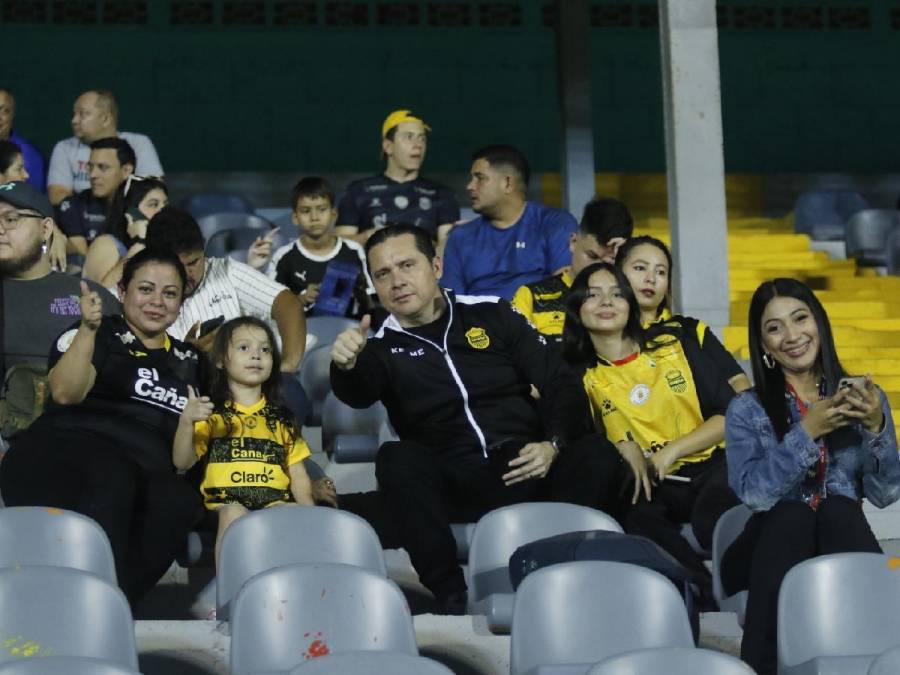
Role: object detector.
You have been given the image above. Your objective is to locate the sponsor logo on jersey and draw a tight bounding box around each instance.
[370,198,382,208]
[231,467,276,484]
[56,328,77,353]
[413,186,436,196]
[132,366,188,412]
[515,241,526,249]
[394,195,409,210]
[365,185,388,192]
[629,384,650,406]
[665,369,687,393]
[600,398,618,417]
[465,327,490,350]
[419,196,432,211]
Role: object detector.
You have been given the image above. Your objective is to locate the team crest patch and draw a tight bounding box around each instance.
[629,384,651,406]
[465,327,490,349]
[665,369,687,393]
[243,416,257,429]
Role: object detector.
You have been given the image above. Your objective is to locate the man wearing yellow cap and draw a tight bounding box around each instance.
[335,110,460,248]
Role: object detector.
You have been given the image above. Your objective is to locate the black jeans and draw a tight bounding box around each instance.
[0,423,203,605]
[340,433,622,600]
[622,450,739,599]
[721,496,881,675]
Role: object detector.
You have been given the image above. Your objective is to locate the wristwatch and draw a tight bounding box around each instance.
[549,435,567,454]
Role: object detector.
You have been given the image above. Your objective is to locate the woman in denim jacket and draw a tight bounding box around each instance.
[722,278,900,674]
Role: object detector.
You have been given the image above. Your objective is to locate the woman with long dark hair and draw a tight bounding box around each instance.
[83,175,168,286]
[615,235,751,393]
[722,277,899,674]
[562,261,738,604]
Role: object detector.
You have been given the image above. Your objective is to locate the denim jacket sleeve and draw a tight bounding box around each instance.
[860,389,900,508]
[725,392,821,511]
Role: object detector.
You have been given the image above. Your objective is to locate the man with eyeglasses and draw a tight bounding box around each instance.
[55,138,135,257]
[336,110,460,249]
[0,182,118,436]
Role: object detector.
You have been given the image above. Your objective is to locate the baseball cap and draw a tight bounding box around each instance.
[0,181,52,218]
[381,109,431,139]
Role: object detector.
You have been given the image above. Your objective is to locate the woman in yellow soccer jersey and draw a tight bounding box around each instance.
[616,235,751,393]
[562,261,739,604]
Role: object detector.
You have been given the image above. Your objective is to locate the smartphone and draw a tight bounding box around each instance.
[487,438,525,478]
[198,315,225,337]
[838,376,866,392]
[126,207,146,222]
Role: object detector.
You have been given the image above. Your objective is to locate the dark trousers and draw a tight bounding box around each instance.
[720,496,881,675]
[622,450,738,598]
[0,424,203,605]
[341,433,622,600]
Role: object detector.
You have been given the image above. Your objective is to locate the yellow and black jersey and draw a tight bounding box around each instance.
[649,313,744,382]
[194,397,311,510]
[510,270,573,342]
[583,323,734,473]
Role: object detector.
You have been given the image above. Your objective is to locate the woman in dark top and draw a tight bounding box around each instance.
[1,248,204,604]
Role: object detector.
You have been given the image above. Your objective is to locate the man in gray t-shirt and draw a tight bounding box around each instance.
[0,182,118,369]
[47,89,163,206]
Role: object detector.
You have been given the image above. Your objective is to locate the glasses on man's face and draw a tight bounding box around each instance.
[0,211,42,231]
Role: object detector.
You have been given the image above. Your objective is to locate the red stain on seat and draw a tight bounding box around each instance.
[302,632,329,659]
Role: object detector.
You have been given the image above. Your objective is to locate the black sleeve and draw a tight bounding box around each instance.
[329,346,387,409]
[47,317,111,373]
[436,185,461,225]
[275,254,305,296]
[55,197,85,238]
[699,323,745,380]
[678,321,735,418]
[500,302,592,446]
[336,184,363,230]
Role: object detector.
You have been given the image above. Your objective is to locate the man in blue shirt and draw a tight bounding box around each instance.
[0,90,46,191]
[440,145,577,300]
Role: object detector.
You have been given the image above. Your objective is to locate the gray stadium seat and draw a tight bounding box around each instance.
[322,392,386,462]
[217,505,386,621]
[182,192,254,219]
[230,562,417,675]
[0,566,138,669]
[286,650,454,675]
[778,552,900,675]
[712,504,752,623]
[205,225,286,262]
[868,645,900,675]
[305,316,359,349]
[468,502,623,633]
[794,189,868,241]
[844,209,900,267]
[197,212,272,241]
[510,561,694,675]
[587,646,753,674]
[299,346,336,426]
[0,506,117,583]
[886,226,900,275]
[0,656,140,674]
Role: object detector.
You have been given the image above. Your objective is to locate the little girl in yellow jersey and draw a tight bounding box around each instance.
[173,316,314,564]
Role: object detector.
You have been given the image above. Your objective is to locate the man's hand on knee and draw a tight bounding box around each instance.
[502,441,558,486]
[331,314,371,370]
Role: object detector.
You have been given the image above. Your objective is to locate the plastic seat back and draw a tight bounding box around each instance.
[197,212,272,241]
[230,563,417,675]
[205,225,286,261]
[510,561,694,675]
[182,192,254,219]
[286,650,453,674]
[0,656,139,674]
[711,504,752,622]
[886,227,900,275]
[794,189,868,241]
[305,316,359,350]
[322,392,385,462]
[778,553,900,673]
[845,209,900,266]
[587,646,754,674]
[868,645,900,675]
[0,566,137,668]
[217,506,386,620]
[0,507,116,583]
[299,347,335,426]
[469,502,623,602]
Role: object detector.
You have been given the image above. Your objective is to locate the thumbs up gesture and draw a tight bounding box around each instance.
[181,385,214,424]
[331,314,371,371]
[79,280,103,331]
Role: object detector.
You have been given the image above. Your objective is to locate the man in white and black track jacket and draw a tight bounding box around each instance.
[330,224,621,613]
